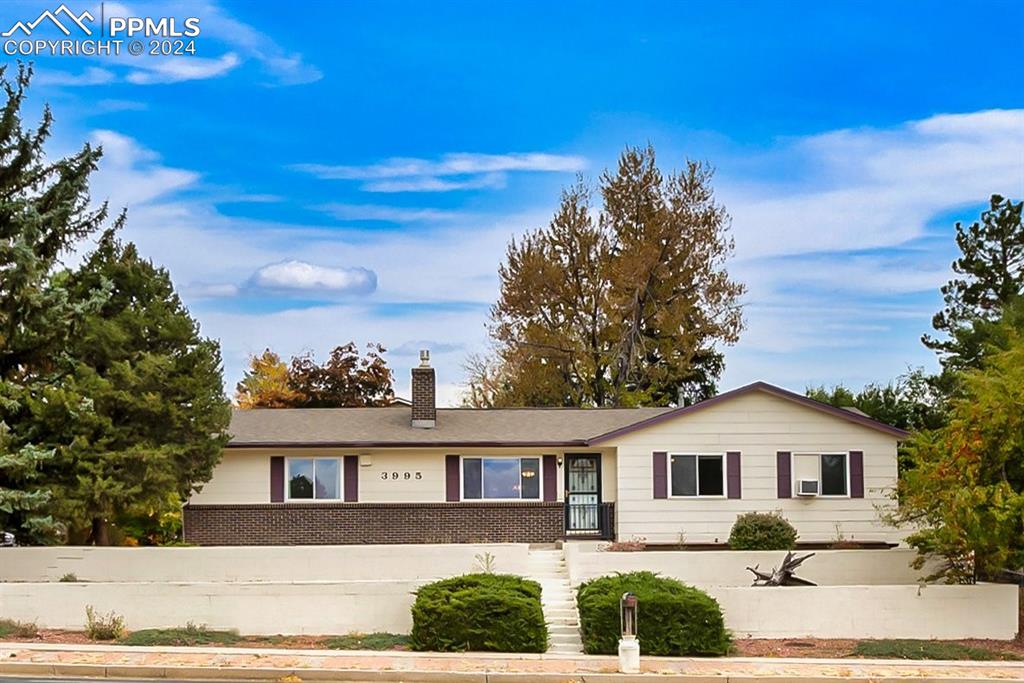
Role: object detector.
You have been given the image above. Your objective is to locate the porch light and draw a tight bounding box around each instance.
[618,592,639,673]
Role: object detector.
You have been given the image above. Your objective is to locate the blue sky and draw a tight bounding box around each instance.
[6,0,1024,403]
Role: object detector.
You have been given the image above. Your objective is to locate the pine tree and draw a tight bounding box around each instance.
[923,194,1024,372]
[41,232,231,544]
[0,64,110,540]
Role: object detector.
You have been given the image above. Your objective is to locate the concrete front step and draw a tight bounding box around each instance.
[545,609,579,619]
[548,628,580,638]
[549,645,584,653]
[531,548,585,654]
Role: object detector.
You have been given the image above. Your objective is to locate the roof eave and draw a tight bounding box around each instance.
[227,439,592,449]
[587,381,910,445]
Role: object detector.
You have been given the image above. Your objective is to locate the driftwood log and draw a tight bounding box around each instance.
[746,551,816,586]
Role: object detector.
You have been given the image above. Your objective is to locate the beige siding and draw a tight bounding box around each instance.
[190,449,269,504]
[190,447,616,505]
[604,391,902,544]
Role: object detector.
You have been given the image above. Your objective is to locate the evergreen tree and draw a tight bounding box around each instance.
[923,194,1024,373]
[40,232,231,544]
[0,64,110,540]
[805,368,946,433]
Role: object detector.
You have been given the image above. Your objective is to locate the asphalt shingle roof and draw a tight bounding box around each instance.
[225,382,910,448]
[227,405,673,447]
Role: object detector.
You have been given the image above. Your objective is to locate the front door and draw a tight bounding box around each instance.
[564,454,601,534]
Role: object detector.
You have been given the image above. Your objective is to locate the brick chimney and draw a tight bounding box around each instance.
[411,349,436,428]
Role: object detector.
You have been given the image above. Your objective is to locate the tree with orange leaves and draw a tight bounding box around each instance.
[889,308,1024,583]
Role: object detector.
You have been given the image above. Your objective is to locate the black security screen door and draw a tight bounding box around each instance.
[565,454,601,533]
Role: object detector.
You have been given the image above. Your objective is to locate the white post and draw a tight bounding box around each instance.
[618,634,640,673]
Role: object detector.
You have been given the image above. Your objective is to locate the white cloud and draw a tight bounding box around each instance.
[88,130,199,206]
[125,53,241,85]
[390,341,466,356]
[187,282,240,298]
[185,0,322,85]
[296,152,586,180]
[249,261,377,294]
[722,108,1024,261]
[316,203,463,223]
[79,109,1022,403]
[364,173,507,193]
[35,67,115,87]
[293,152,586,193]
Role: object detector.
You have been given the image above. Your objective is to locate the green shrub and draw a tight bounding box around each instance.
[410,573,547,652]
[85,605,125,641]
[728,512,798,550]
[324,632,411,650]
[576,571,731,656]
[0,618,38,638]
[120,623,240,646]
[59,572,79,582]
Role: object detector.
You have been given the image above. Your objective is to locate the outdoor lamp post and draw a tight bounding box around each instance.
[618,592,639,673]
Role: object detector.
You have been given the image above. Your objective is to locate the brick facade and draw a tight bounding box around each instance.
[182,502,602,546]
[410,366,436,425]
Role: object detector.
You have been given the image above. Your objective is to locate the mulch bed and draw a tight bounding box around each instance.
[732,638,1024,659]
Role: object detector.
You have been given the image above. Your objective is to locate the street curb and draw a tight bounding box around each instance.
[0,661,1018,683]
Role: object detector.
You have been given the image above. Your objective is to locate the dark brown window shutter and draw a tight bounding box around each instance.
[776,451,792,498]
[727,451,742,499]
[653,451,668,499]
[542,455,557,502]
[445,454,460,502]
[270,456,285,502]
[344,455,359,502]
[850,450,865,498]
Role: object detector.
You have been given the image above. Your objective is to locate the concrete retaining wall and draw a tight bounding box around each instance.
[0,580,1015,639]
[710,583,1019,640]
[564,545,938,586]
[0,544,529,583]
[0,580,422,635]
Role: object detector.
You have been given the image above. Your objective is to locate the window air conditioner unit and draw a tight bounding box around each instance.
[796,479,819,496]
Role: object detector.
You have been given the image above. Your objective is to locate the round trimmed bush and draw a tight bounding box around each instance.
[576,571,731,656]
[410,573,547,652]
[728,512,798,550]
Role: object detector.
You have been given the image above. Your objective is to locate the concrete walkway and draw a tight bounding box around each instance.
[2,642,1023,682]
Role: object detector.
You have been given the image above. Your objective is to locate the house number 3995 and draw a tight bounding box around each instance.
[380,471,423,480]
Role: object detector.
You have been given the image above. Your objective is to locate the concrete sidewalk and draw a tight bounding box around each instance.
[1,642,1022,682]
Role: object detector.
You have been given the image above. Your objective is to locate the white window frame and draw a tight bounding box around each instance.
[793,451,850,498]
[460,455,543,502]
[285,456,342,501]
[668,453,727,499]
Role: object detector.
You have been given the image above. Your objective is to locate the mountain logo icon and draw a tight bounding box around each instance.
[3,4,95,37]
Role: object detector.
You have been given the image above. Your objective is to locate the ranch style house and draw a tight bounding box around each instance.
[183,352,909,546]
